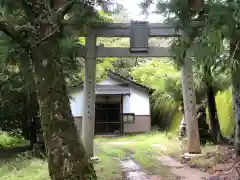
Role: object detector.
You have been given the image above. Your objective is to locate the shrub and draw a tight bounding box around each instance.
[0,131,25,147]
[169,111,183,133]
[215,89,234,137]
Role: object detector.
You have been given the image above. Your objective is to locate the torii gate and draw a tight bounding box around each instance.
[78,21,200,157]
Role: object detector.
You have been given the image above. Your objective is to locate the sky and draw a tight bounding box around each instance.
[117,0,164,23]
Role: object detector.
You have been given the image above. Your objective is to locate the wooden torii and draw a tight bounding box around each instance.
[78,21,200,156]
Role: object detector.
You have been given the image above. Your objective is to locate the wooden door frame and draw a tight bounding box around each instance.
[95,100,123,135]
[120,94,124,135]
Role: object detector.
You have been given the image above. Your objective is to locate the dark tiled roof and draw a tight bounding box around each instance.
[107,71,150,91]
[70,70,151,93]
[96,85,130,95]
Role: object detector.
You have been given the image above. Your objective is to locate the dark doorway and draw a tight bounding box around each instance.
[95,103,121,135]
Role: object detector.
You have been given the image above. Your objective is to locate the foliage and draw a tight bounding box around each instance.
[0,43,35,136]
[131,57,220,129]
[169,112,183,133]
[139,1,234,140]
[0,131,25,147]
[131,58,181,129]
[215,89,235,137]
[0,1,120,136]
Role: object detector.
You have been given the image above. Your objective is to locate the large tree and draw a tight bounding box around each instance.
[0,0,118,179]
[141,0,231,144]
[151,0,240,155]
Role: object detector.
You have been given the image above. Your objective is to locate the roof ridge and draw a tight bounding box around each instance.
[107,70,150,90]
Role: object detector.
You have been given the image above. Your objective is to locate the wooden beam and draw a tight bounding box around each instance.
[78,46,171,57]
[89,23,181,37]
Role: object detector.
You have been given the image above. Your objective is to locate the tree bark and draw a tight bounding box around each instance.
[232,68,240,156]
[230,39,240,157]
[0,0,98,179]
[204,65,222,143]
[30,40,97,179]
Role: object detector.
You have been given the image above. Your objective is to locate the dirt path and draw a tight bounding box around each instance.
[108,141,216,179]
[156,156,211,180]
[116,144,161,180]
[121,157,150,180]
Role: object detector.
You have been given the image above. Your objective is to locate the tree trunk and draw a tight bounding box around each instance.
[31,40,97,179]
[28,90,40,149]
[232,92,236,138]
[181,56,201,154]
[0,0,97,178]
[204,65,222,143]
[230,39,240,157]
[20,58,39,147]
[232,68,240,156]
[206,83,222,143]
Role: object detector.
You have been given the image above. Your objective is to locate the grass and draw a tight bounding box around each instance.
[132,150,177,179]
[96,132,180,178]
[0,131,219,179]
[0,155,48,180]
[0,131,124,180]
[111,133,179,178]
[96,132,219,172]
[0,143,124,180]
[95,144,125,180]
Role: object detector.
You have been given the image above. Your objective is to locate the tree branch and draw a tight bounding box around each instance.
[15,23,35,34]
[0,16,29,48]
[55,0,76,20]
[21,0,49,16]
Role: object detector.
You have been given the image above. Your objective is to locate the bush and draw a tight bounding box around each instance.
[169,112,183,133]
[169,89,235,137]
[0,131,25,148]
[215,89,234,137]
[150,90,180,131]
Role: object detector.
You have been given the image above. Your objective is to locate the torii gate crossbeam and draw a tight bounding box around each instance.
[88,23,182,37]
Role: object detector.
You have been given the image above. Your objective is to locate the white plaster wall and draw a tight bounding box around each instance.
[123,88,150,115]
[70,87,150,117]
[69,76,150,117]
[123,95,131,113]
[69,90,84,117]
[69,77,121,116]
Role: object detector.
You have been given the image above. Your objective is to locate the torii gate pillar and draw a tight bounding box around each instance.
[82,32,96,157]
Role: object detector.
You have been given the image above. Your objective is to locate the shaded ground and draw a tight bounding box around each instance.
[178,145,240,180]
[156,156,210,180]
[0,146,30,159]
